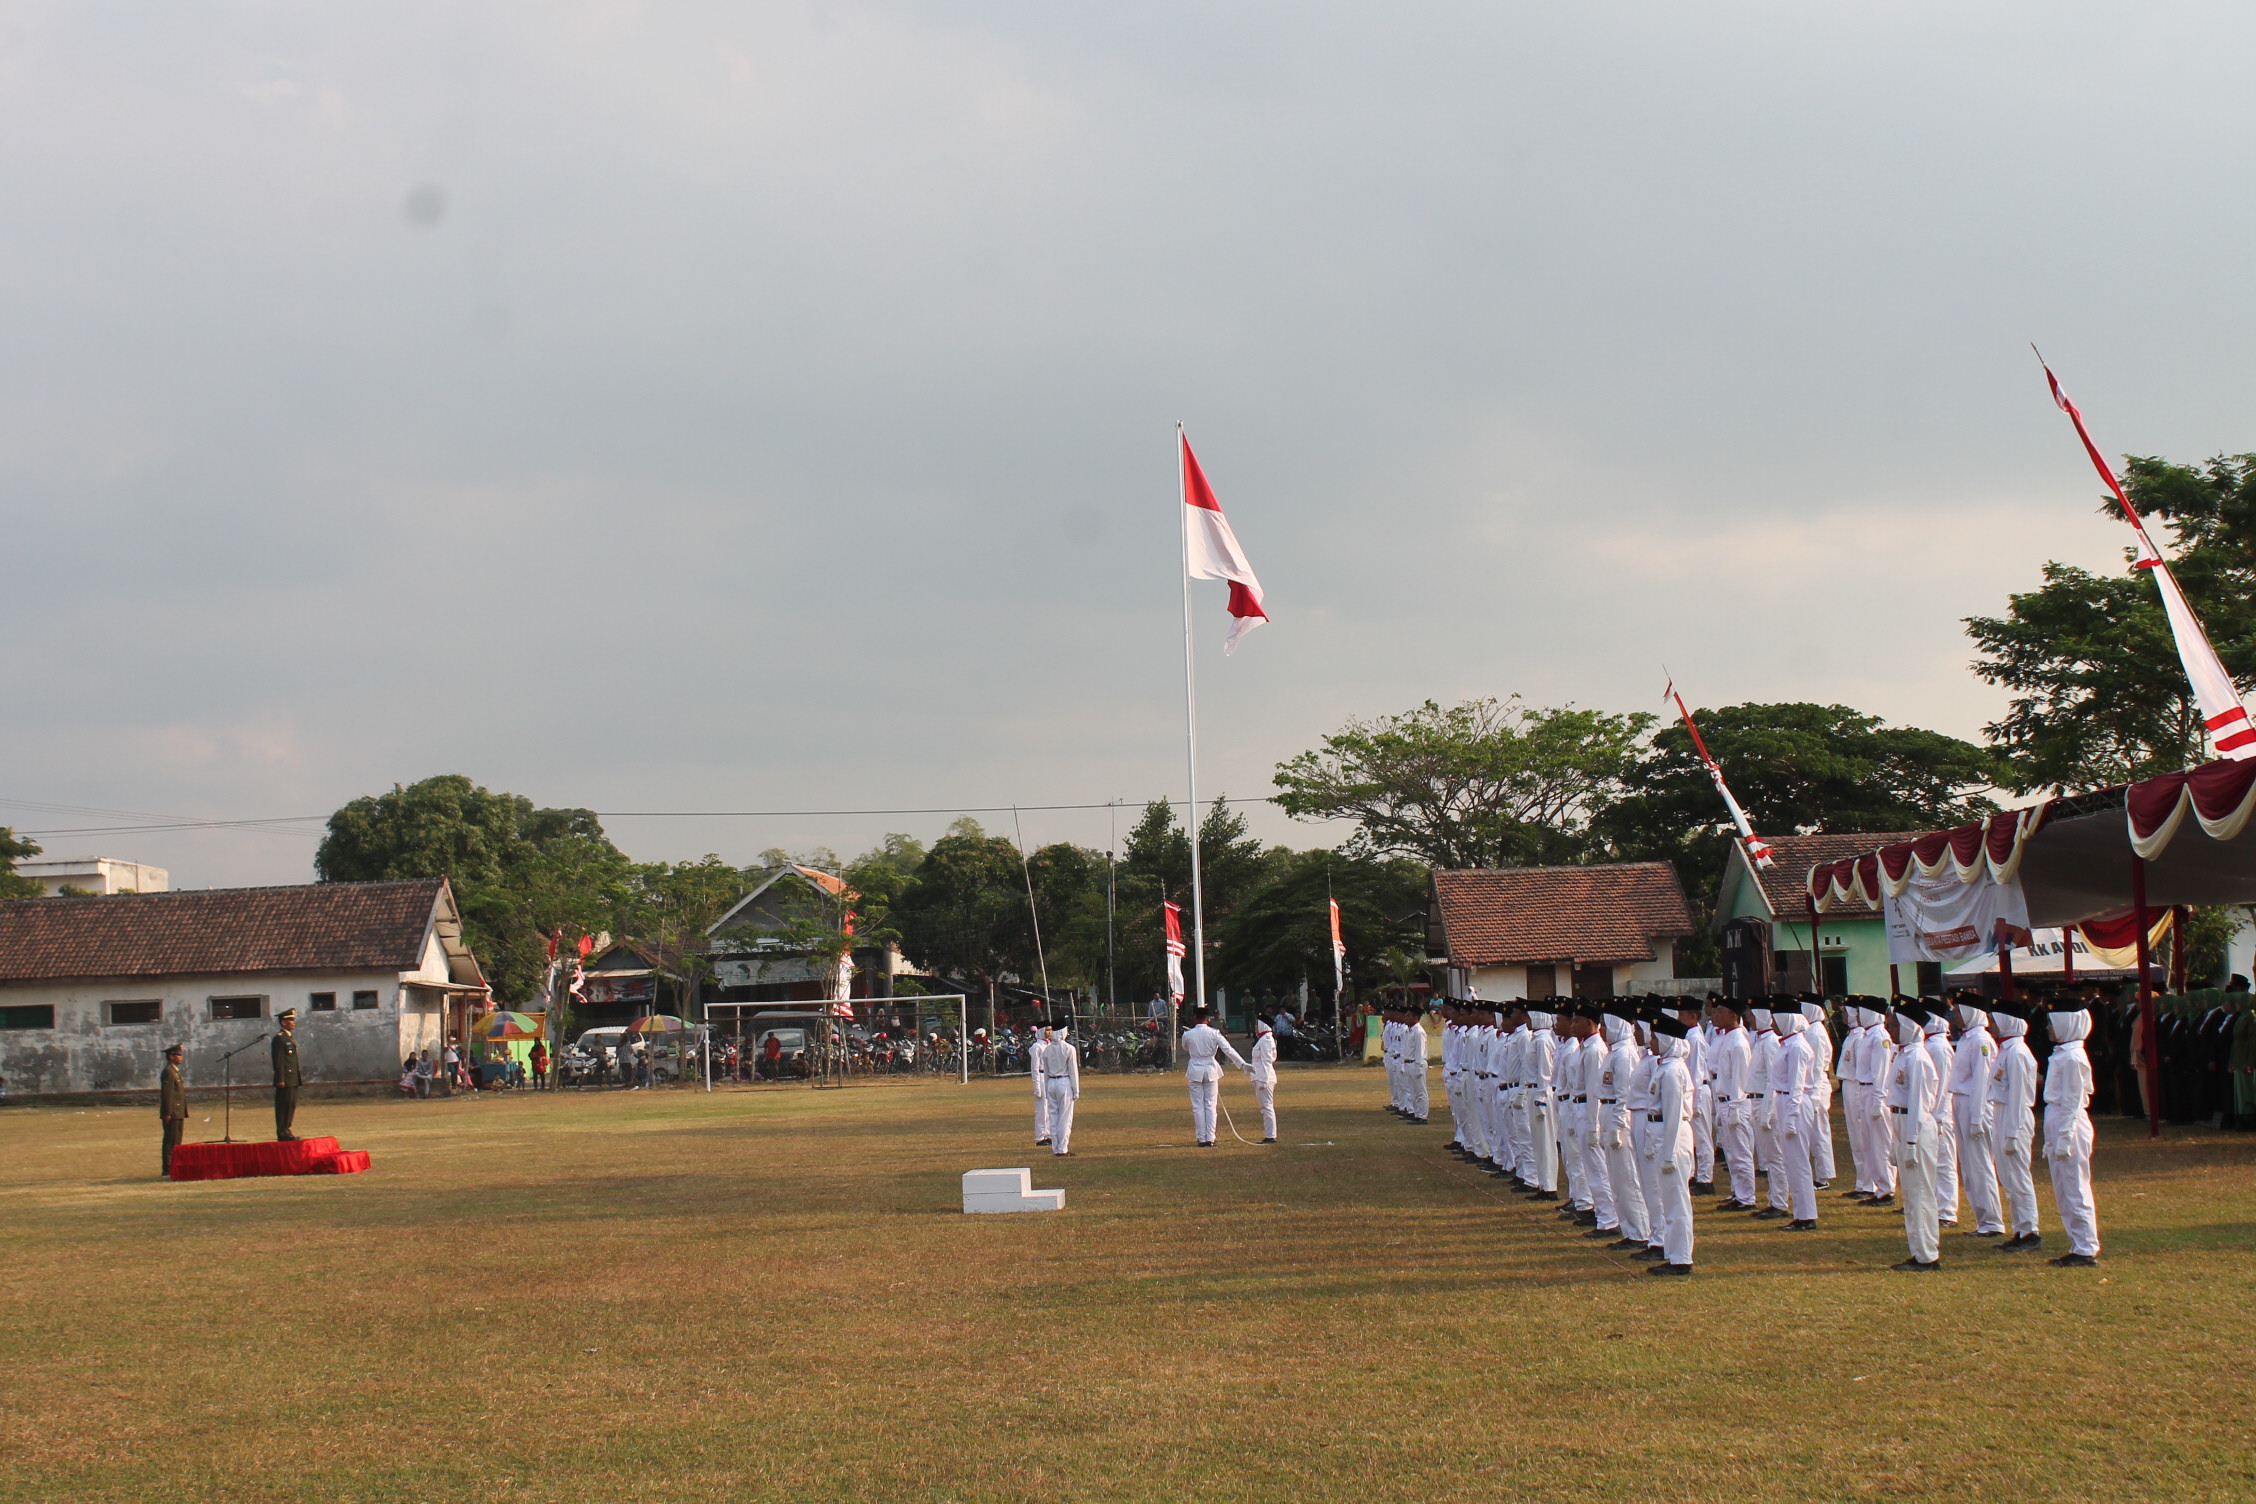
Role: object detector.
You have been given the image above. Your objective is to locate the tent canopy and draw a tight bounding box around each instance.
[1806,758,2256,929]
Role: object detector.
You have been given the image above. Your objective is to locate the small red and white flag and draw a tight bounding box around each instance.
[2042,358,2256,759]
[1329,897,1347,995]
[1666,680,1776,870]
[1180,429,1268,653]
[1163,900,1187,1005]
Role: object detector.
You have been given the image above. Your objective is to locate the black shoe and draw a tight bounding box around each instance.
[1584,1226,1619,1239]
[278,1133,301,1142]
[1965,1229,2004,1238]
[1573,1210,1599,1227]
[1261,1137,1277,1144]
[1631,1247,1667,1263]
[1647,1263,1693,1277]
[1197,1141,1214,1148]
[1783,1219,1819,1231]
[1036,1139,1051,1147]
[1557,1207,1582,1221]
[1864,1195,1895,1208]
[1814,1180,1832,1190]
[2048,1252,2100,1268]
[1527,1189,1560,1202]
[1890,1258,1942,1272]
[1606,1237,1644,1251]
[1750,1207,1789,1220]
[1714,1198,1755,1212]
[1939,1220,1960,1230]
[1688,1181,1716,1197]
[1997,1233,2042,1252]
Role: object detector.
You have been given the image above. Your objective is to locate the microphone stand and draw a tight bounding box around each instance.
[217,1034,271,1144]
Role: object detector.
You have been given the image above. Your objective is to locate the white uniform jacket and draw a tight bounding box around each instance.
[1249,1030,1278,1086]
[1182,1023,1249,1083]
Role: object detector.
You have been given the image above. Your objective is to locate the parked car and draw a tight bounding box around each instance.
[574,1026,676,1084]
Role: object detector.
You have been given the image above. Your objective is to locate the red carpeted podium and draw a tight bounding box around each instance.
[169,1136,372,1181]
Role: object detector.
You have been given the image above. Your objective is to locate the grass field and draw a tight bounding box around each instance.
[2,1065,2252,1504]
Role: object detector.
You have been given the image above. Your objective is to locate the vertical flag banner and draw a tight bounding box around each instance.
[1163,901,1187,1005]
[1180,431,1269,653]
[2041,359,2256,759]
[1329,897,1347,995]
[1666,680,1775,870]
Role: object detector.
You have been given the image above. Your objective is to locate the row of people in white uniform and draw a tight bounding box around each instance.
[1028,1011,1286,1152]
[1431,991,2102,1273]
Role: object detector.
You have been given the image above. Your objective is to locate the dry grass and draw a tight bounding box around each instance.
[1,1067,2252,1504]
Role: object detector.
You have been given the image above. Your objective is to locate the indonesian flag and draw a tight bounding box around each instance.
[1180,429,1268,653]
[1329,897,1347,995]
[1163,900,1187,1004]
[2042,360,2256,759]
[1666,681,1776,870]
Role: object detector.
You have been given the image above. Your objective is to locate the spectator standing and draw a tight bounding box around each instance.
[158,1042,187,1177]
[530,1040,549,1091]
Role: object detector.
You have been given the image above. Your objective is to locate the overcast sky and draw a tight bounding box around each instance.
[6,1,2256,888]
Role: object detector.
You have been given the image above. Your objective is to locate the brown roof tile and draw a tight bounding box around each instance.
[0,880,450,984]
[1431,864,1694,966]
[1737,832,1925,917]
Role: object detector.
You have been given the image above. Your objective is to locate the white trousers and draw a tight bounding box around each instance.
[1583,1131,1613,1225]
[1447,1075,1470,1149]
[1954,1102,2004,1234]
[1189,1075,1219,1144]
[1508,1094,1533,1180]
[1254,1079,1276,1140]
[1561,1116,1586,1208]
[1045,1080,1076,1155]
[1809,1094,1836,1182]
[1779,1112,1819,1220]
[1717,1105,1757,1204]
[1632,1122,1663,1246]
[1691,1089,1715,1183]
[2048,1115,2100,1256]
[1899,1119,1942,1263]
[1606,1133,1650,1242]
[1406,1060,1428,1120]
[1528,1105,1558,1191]
[1758,1119,1791,1209]
[1996,1122,2040,1238]
[1933,1103,1961,1224]
[1844,1086,1884,1193]
[1651,1151,1694,1265]
[1034,1076,1050,1142]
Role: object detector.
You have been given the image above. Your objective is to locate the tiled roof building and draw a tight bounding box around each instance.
[1427,863,1695,1001]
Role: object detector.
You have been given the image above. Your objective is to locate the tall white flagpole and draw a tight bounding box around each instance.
[1177,422,1209,1018]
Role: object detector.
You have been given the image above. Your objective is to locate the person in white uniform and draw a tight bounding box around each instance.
[1840,999,1891,1204]
[1249,1016,1280,1143]
[1949,993,2005,1238]
[1889,1001,1947,1271]
[1643,1012,1697,1275]
[1770,1006,1821,1230]
[1746,1004,1782,1213]
[1707,999,1758,1210]
[1800,999,1837,1189]
[1679,999,1715,1195]
[2043,999,2102,1267]
[1921,1006,1962,1228]
[1625,1008,1665,1257]
[1030,1019,1053,1147]
[1519,1008,1561,1201]
[1596,1000,1651,1250]
[1181,1005,1249,1147]
[1403,1005,1431,1123]
[1039,1022,1081,1156]
[1983,998,2043,1251]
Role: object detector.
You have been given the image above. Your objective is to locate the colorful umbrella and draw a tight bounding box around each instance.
[474,1011,545,1042]
[624,1014,689,1035]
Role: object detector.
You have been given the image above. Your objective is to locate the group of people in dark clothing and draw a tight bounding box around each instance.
[2061,979,2256,1129]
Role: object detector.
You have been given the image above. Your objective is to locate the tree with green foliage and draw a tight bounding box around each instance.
[891,821,1038,997]
[1273,697,1655,869]
[0,827,43,899]
[1213,848,1427,1002]
[316,774,633,1003]
[1106,798,1271,1005]
[1968,452,2256,793]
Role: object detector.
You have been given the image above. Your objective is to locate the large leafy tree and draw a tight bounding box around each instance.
[316,774,633,1002]
[1213,848,1427,1003]
[1107,798,1270,1005]
[1968,453,2256,793]
[891,821,1039,996]
[0,827,43,899]
[1273,697,1654,868]
[1595,702,1998,969]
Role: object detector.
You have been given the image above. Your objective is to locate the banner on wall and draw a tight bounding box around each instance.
[1883,869,2032,964]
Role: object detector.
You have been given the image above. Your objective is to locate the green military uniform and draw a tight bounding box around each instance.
[272,1016,302,1141]
[160,1050,187,1176]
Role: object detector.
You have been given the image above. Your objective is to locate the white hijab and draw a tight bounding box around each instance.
[2049,1010,2091,1045]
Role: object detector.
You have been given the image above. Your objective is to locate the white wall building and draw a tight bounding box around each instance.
[0,879,486,1097]
[1426,863,1695,1001]
[16,855,168,896]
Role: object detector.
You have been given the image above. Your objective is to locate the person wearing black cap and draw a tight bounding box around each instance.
[1181,1005,1248,1147]
[1950,994,2005,1238]
[1747,1001,1787,1218]
[1769,1004,1821,1230]
[1840,999,1893,1205]
[271,1007,303,1142]
[158,1043,187,1177]
[1644,1012,1696,1274]
[1886,1001,1946,1271]
[1681,997,1715,1195]
[1501,1003,1535,1185]
[1597,1001,1651,1250]
[2043,999,2102,1266]
[1707,998,1758,1210]
[1983,1000,2043,1250]
[1519,1002,1561,1200]
[1560,1003,1606,1228]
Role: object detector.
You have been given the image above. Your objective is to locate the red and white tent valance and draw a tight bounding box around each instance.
[1807,805,2050,913]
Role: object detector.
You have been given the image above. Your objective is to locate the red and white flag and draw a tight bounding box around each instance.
[1328,897,1347,995]
[1180,429,1268,653]
[1163,900,1187,1004]
[1666,681,1776,870]
[2042,360,2255,759]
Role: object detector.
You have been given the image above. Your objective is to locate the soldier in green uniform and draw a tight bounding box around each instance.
[272,1008,303,1141]
[160,1042,187,1177]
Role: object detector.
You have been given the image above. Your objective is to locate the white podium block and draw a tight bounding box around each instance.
[962,1168,1065,1213]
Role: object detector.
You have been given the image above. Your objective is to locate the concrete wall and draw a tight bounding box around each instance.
[16,857,169,896]
[1465,939,1678,999]
[0,971,415,1096]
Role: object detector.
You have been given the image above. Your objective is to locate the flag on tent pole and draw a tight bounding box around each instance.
[2041,358,2256,759]
[1163,901,1187,1004]
[1665,680,1776,870]
[1180,431,1269,653]
[1329,897,1347,995]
